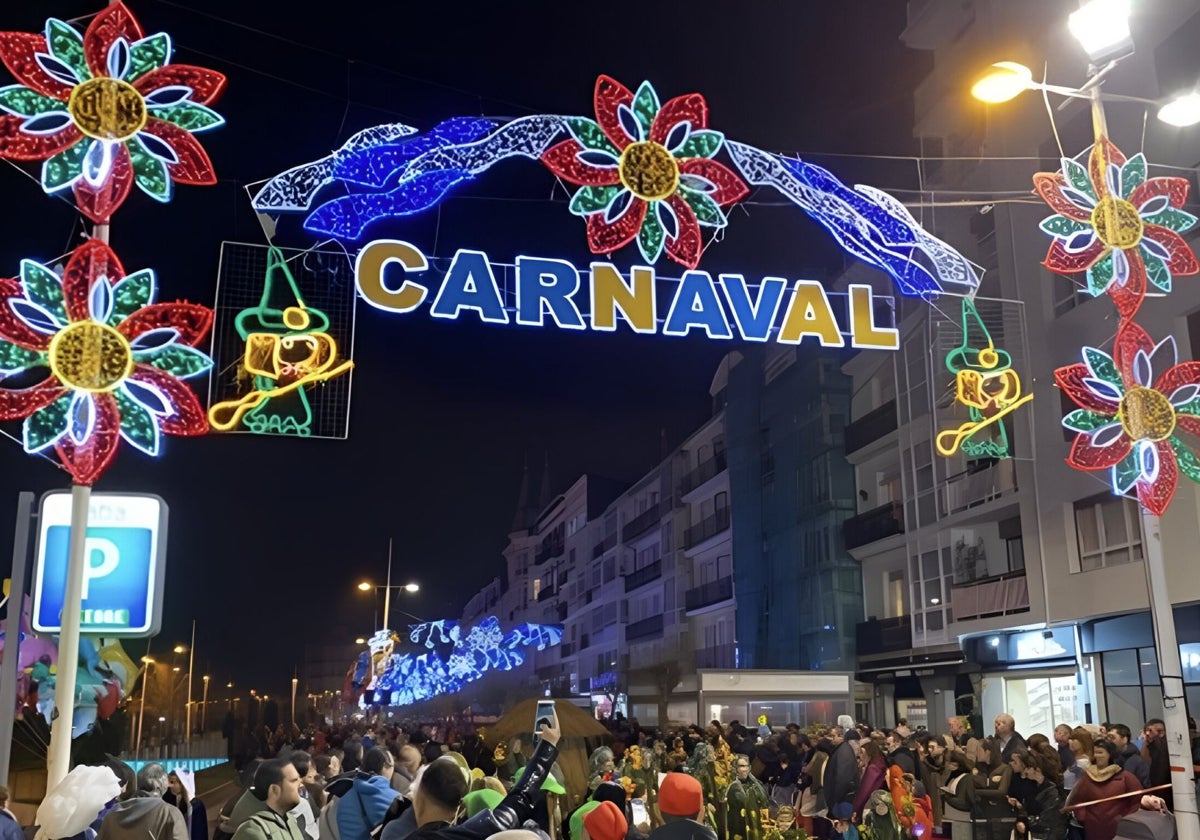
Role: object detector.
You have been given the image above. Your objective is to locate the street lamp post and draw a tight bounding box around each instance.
[136,657,155,760]
[357,539,421,632]
[972,4,1200,836]
[201,675,210,732]
[185,621,196,745]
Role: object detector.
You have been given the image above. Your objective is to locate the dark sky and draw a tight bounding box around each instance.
[0,1,929,693]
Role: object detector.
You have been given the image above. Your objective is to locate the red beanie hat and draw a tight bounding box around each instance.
[658,773,703,817]
[583,800,627,840]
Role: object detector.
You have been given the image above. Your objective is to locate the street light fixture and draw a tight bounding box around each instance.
[1067,0,1132,64]
[970,62,1200,127]
[355,637,366,645]
[173,645,186,655]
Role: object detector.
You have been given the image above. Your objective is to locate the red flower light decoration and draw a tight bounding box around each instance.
[0,3,226,223]
[1055,320,1200,516]
[1034,137,1198,319]
[541,76,749,269]
[0,240,213,484]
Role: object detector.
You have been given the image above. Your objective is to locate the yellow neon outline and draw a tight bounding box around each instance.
[47,321,134,393]
[935,392,1033,457]
[1116,385,1176,443]
[617,140,680,201]
[67,77,148,142]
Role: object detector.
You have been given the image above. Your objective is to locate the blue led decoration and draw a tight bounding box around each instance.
[251,76,980,298]
[349,617,563,708]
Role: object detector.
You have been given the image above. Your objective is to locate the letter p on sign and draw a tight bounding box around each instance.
[82,537,120,599]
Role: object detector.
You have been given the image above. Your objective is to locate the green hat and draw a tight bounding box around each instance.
[514,764,567,795]
[570,800,602,840]
[463,789,503,818]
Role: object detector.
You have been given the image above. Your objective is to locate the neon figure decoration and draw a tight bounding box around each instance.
[208,247,354,436]
[348,617,562,708]
[253,75,981,299]
[1034,136,1198,319]
[0,3,226,223]
[935,298,1032,458]
[1055,320,1200,517]
[0,240,212,484]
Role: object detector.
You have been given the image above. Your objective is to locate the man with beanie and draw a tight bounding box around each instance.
[98,763,187,840]
[230,759,306,840]
[648,774,714,840]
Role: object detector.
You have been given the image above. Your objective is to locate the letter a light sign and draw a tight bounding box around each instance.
[32,491,168,637]
[254,75,986,352]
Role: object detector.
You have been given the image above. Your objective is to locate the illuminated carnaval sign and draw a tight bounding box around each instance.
[354,239,900,349]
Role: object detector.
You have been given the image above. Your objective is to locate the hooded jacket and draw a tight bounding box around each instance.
[647,818,718,840]
[337,774,399,840]
[228,793,306,840]
[822,742,858,812]
[1117,742,1152,788]
[97,793,188,840]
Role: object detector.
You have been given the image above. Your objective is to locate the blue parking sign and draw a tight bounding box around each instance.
[32,492,168,637]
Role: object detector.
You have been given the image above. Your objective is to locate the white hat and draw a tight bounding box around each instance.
[837,714,855,730]
[172,767,196,802]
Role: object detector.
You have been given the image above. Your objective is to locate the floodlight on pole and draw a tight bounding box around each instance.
[1158,92,1200,127]
[1067,0,1133,63]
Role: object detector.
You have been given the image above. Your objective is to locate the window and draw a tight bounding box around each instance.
[532,578,541,599]
[1102,647,1163,733]
[885,570,906,618]
[1074,495,1143,571]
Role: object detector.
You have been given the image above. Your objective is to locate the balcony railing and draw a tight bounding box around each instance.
[951,570,1029,621]
[625,613,664,642]
[843,501,904,550]
[695,643,736,669]
[559,642,575,657]
[685,508,731,549]
[679,451,728,495]
[855,615,913,656]
[624,559,663,592]
[844,399,897,454]
[536,585,556,602]
[623,501,666,542]
[592,533,617,559]
[685,576,734,611]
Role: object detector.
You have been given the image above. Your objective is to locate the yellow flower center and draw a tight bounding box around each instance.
[68,77,147,141]
[49,322,133,392]
[1118,386,1175,442]
[1091,195,1143,250]
[619,141,679,201]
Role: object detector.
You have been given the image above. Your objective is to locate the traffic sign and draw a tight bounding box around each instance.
[32,492,168,637]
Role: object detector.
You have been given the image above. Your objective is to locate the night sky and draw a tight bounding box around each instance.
[0,1,930,693]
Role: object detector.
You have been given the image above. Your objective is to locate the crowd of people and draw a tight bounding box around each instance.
[7,707,1189,840]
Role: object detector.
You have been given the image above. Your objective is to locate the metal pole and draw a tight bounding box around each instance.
[185,620,195,746]
[201,675,209,731]
[1140,510,1199,839]
[45,482,91,788]
[136,663,150,760]
[0,492,35,789]
[383,538,392,632]
[291,675,298,727]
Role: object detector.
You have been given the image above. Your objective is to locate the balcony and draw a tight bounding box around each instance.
[695,644,736,669]
[685,576,734,611]
[685,508,731,549]
[623,501,667,542]
[592,533,617,559]
[534,541,562,565]
[844,399,897,454]
[856,615,913,656]
[940,459,1017,516]
[679,451,728,496]
[624,559,663,592]
[951,570,1029,622]
[843,501,904,550]
[625,613,664,642]
[559,642,575,657]
[536,585,556,602]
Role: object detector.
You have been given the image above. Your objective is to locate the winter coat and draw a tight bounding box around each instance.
[886,748,916,777]
[230,797,306,840]
[648,818,718,840]
[0,810,24,840]
[1065,764,1142,840]
[852,759,888,819]
[1015,780,1067,840]
[98,793,188,840]
[822,743,858,812]
[1118,743,1152,788]
[164,793,208,840]
[918,754,947,827]
[337,775,399,840]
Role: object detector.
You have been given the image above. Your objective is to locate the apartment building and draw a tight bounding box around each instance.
[844,0,1200,736]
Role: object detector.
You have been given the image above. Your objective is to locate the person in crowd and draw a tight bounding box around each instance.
[0,787,22,840]
[1142,718,1171,809]
[1109,724,1151,787]
[393,745,423,797]
[1064,740,1143,840]
[287,751,320,840]
[648,773,714,840]
[1053,724,1074,772]
[1005,750,1038,812]
[164,769,207,840]
[230,759,306,840]
[1063,727,1093,791]
[337,747,400,840]
[1008,750,1067,840]
[947,718,969,747]
[98,763,187,840]
[582,801,629,840]
[665,739,689,773]
[822,727,857,819]
[851,741,888,820]
[725,755,768,840]
[993,715,1026,762]
[940,749,977,814]
[883,732,916,776]
[799,738,830,820]
[829,803,859,840]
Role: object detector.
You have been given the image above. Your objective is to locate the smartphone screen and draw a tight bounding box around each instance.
[630,798,649,826]
[534,700,556,741]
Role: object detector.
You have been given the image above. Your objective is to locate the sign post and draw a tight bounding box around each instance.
[0,492,34,789]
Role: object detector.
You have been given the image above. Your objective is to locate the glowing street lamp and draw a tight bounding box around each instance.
[1067,0,1132,63]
